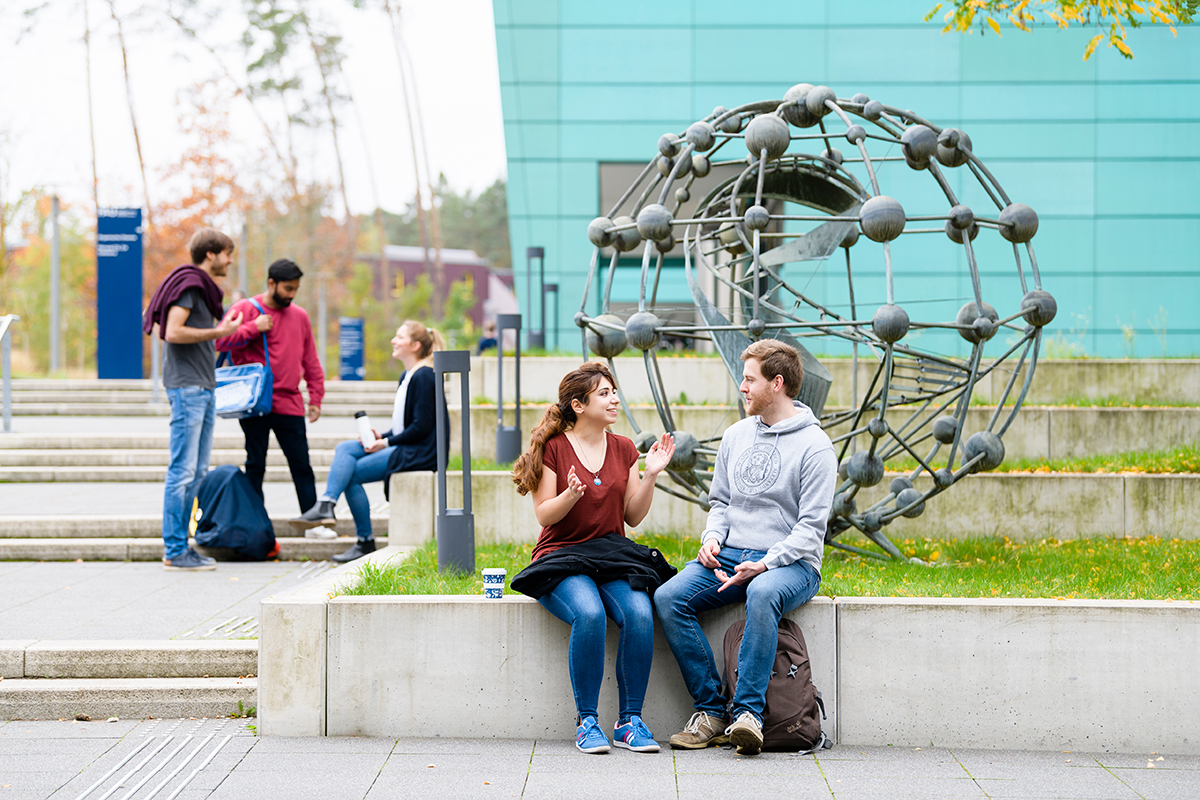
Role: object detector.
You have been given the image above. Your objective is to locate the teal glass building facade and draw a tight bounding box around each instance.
[493,0,1200,357]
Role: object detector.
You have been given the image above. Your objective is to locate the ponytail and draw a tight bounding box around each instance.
[510,361,616,495]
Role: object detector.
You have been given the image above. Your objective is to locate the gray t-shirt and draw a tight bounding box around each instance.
[162,287,218,390]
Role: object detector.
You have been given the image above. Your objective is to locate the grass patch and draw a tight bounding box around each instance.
[333,532,1200,602]
[445,455,513,472]
[884,442,1200,475]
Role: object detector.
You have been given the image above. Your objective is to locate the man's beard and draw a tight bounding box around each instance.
[272,291,292,308]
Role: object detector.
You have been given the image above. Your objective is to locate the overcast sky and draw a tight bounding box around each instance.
[0,0,508,220]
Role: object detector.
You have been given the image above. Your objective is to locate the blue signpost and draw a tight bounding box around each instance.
[96,208,144,379]
[338,317,365,380]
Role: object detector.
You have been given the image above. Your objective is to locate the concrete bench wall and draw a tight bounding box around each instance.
[258,546,1200,754]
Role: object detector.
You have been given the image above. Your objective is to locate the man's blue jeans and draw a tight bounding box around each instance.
[320,439,395,540]
[654,547,821,723]
[162,386,216,559]
[538,574,655,722]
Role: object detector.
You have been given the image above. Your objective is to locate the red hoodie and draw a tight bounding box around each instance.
[215,295,325,417]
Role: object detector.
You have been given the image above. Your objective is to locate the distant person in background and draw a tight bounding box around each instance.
[292,320,446,563]
[476,320,498,355]
[216,259,325,515]
[142,227,242,571]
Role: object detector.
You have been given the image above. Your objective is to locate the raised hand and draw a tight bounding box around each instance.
[565,465,586,499]
[643,432,676,477]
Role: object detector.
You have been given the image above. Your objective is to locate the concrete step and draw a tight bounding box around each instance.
[20,641,257,679]
[11,378,399,392]
[0,536,387,561]
[0,434,351,450]
[0,448,342,467]
[9,402,398,417]
[0,676,257,720]
[0,515,387,539]
[0,465,334,482]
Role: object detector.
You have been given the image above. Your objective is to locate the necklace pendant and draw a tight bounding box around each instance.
[593,476,602,486]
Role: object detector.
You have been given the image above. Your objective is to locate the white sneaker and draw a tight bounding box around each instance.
[305,525,338,540]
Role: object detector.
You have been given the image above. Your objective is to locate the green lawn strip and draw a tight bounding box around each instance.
[884,442,1200,475]
[333,532,1200,601]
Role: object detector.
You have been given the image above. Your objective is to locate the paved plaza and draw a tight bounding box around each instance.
[2,717,1196,800]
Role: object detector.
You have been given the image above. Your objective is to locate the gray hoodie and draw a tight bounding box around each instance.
[702,401,837,574]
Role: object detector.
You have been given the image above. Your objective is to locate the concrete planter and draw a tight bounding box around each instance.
[258,548,1200,753]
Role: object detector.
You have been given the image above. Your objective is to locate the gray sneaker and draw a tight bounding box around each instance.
[668,712,729,750]
[163,549,216,571]
[726,711,763,755]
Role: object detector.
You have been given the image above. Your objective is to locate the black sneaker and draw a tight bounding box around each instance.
[187,547,216,566]
[163,550,217,571]
[290,499,336,531]
[332,538,376,563]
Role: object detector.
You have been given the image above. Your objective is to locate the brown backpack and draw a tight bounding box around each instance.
[723,617,829,752]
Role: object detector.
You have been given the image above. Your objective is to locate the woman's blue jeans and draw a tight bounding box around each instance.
[654,547,821,723]
[320,439,394,539]
[538,574,655,722]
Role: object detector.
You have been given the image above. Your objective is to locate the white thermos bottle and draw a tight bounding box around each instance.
[354,411,374,448]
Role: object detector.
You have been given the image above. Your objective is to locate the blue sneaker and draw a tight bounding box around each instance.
[575,716,610,754]
[613,715,660,753]
[163,549,216,571]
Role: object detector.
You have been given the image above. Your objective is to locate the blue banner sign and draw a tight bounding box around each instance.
[96,208,144,379]
[338,317,365,380]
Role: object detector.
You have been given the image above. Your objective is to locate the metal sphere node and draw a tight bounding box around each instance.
[587,216,614,248]
[585,84,1051,562]
[634,430,657,454]
[744,204,771,231]
[847,451,885,487]
[1021,290,1057,327]
[999,203,1039,243]
[610,215,641,252]
[805,85,837,117]
[624,311,661,351]
[585,313,628,359]
[936,128,973,167]
[636,204,674,242]
[932,416,959,444]
[667,431,699,473]
[872,304,910,343]
[963,431,1005,472]
[901,124,937,165]
[860,195,906,242]
[896,488,925,518]
[956,301,999,344]
[744,114,791,160]
[685,121,715,152]
[573,311,587,328]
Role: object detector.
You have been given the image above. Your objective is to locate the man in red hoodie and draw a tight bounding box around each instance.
[216,259,325,514]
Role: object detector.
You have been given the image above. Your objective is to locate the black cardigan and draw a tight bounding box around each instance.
[511,534,678,599]
[382,365,449,498]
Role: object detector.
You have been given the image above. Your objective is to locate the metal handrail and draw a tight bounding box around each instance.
[1,314,19,433]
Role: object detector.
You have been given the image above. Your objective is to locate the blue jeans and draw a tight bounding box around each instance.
[654,547,821,723]
[538,574,655,722]
[162,386,216,559]
[320,439,394,539]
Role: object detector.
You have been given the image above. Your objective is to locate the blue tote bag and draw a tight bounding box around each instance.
[214,298,273,419]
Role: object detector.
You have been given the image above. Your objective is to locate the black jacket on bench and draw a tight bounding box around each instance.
[511,534,677,599]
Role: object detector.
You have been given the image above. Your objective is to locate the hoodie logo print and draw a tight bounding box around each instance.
[733,443,781,495]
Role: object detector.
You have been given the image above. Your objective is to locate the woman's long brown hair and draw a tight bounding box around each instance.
[511,362,617,495]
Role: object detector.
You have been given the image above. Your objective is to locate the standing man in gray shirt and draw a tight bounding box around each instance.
[654,339,837,755]
[143,228,254,570]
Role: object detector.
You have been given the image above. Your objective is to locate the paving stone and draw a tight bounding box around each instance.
[1108,768,1200,800]
[250,735,396,754]
[975,775,1141,799]
[822,774,987,800]
[523,771,678,799]
[367,770,528,799]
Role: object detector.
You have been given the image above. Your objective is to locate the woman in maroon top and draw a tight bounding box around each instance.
[513,362,674,754]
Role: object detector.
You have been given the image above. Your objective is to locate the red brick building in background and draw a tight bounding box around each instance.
[358,245,517,330]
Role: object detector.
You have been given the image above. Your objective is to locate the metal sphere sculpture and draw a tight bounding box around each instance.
[575,85,1054,561]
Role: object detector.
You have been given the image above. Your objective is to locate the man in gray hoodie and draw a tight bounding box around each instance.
[655,339,837,755]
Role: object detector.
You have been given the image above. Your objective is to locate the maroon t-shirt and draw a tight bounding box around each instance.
[531,431,641,561]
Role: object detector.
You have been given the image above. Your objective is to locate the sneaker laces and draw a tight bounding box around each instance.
[682,712,711,735]
[726,711,760,736]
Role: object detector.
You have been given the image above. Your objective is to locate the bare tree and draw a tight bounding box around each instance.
[105,0,152,227]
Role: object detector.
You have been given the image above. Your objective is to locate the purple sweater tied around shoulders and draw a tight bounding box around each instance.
[142,265,225,339]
